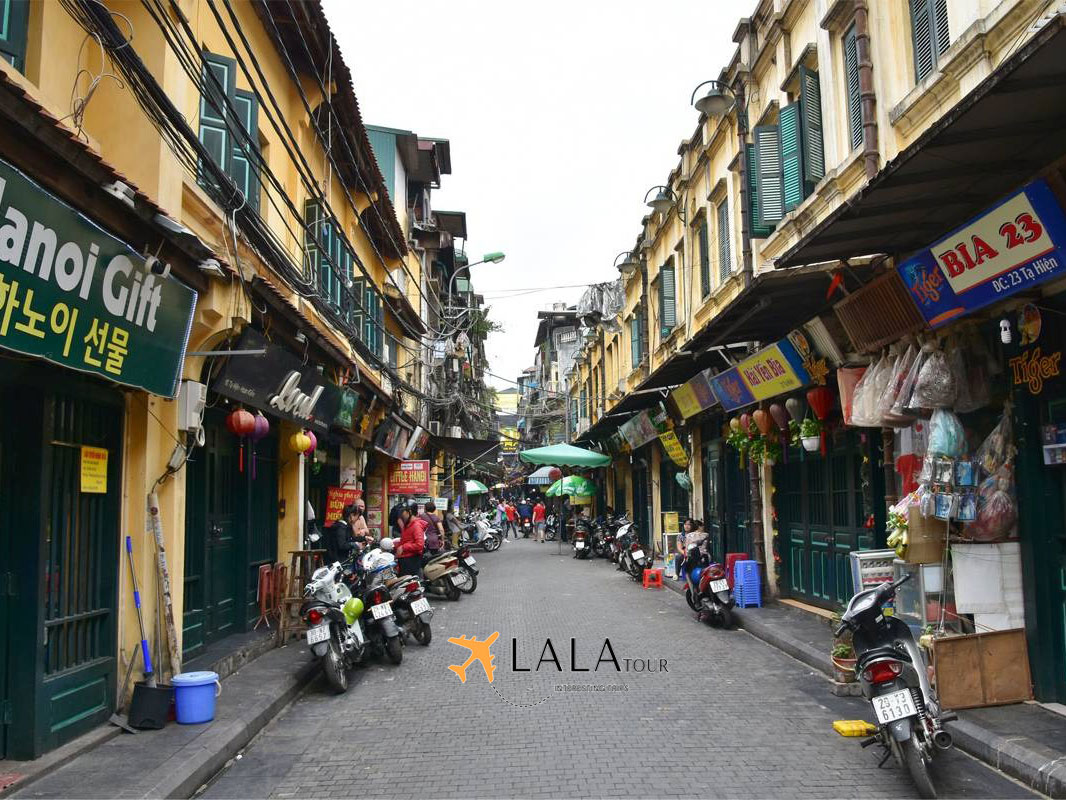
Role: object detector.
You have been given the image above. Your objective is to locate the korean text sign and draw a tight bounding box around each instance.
[0,159,197,396]
[388,459,430,495]
[898,179,1066,327]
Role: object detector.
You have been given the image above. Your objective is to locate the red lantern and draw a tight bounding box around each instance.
[548,467,562,482]
[806,387,835,456]
[226,408,256,472]
[752,409,773,437]
[739,413,751,433]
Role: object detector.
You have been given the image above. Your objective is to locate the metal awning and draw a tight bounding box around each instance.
[432,435,500,465]
[777,17,1066,269]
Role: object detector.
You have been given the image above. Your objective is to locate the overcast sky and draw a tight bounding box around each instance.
[324,0,753,391]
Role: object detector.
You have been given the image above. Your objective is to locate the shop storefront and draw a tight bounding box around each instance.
[0,158,196,758]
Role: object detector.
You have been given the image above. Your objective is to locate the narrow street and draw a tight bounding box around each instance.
[202,543,1037,800]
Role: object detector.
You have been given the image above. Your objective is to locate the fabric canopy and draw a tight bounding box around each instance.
[519,443,610,467]
[465,479,489,495]
[546,475,596,498]
[526,465,559,485]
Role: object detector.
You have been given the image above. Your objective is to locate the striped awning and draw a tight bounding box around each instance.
[526,465,558,485]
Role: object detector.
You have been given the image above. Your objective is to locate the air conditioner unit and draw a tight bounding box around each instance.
[448,426,463,438]
[388,266,408,295]
[617,379,626,394]
[428,420,441,436]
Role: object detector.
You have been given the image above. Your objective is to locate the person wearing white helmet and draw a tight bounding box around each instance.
[379,537,394,552]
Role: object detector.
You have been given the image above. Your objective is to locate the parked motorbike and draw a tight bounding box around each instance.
[682,543,735,627]
[836,573,956,798]
[618,523,651,580]
[608,513,631,563]
[460,515,501,552]
[571,521,592,559]
[351,548,405,665]
[590,519,611,558]
[422,550,465,600]
[301,561,367,693]
[545,513,558,541]
[385,573,433,646]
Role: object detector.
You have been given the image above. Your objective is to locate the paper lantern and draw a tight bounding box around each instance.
[289,431,311,454]
[225,408,255,436]
[249,413,270,479]
[769,403,789,433]
[785,397,805,423]
[752,409,773,437]
[305,430,317,455]
[807,386,835,457]
[548,467,562,482]
[729,417,740,432]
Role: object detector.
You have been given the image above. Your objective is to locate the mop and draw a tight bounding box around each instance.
[126,535,156,686]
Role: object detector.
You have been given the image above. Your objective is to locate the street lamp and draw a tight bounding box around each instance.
[613,250,640,277]
[644,185,675,217]
[446,251,506,305]
[690,79,747,134]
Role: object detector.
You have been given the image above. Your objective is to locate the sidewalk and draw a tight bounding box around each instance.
[663,578,1066,798]
[3,643,317,800]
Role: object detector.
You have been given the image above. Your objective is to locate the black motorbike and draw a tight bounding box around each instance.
[545,513,558,541]
[836,573,956,798]
[345,556,404,665]
[571,520,592,559]
[386,574,433,646]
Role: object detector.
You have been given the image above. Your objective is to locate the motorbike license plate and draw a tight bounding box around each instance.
[450,572,465,586]
[410,598,431,615]
[632,549,644,560]
[574,541,585,549]
[306,624,330,645]
[370,602,393,620]
[873,688,918,724]
[464,556,476,566]
[710,578,730,594]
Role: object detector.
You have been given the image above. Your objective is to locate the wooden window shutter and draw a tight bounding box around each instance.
[198,53,236,193]
[0,0,29,72]
[630,316,641,367]
[799,66,825,188]
[780,103,804,213]
[844,26,862,150]
[231,90,260,212]
[302,200,321,282]
[698,219,711,298]
[660,263,676,336]
[754,125,784,227]
[747,144,773,238]
[376,293,385,358]
[350,277,365,333]
[910,0,935,83]
[717,201,731,283]
[933,0,950,59]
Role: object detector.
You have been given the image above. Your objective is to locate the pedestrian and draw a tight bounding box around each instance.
[677,518,708,581]
[389,498,407,539]
[504,500,517,538]
[395,503,426,577]
[444,504,463,549]
[419,501,446,556]
[496,498,507,529]
[325,504,360,564]
[352,499,372,545]
[532,497,547,542]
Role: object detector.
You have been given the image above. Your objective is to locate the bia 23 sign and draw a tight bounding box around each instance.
[899,179,1066,328]
[0,159,197,395]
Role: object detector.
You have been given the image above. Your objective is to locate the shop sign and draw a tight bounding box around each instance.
[898,179,1066,328]
[658,430,689,468]
[1010,347,1061,395]
[708,367,754,412]
[403,425,429,459]
[500,426,520,453]
[736,339,810,401]
[388,459,430,495]
[670,368,718,419]
[662,511,680,534]
[214,328,342,435]
[334,388,360,431]
[619,408,664,449]
[324,486,363,524]
[79,445,108,493]
[0,158,197,396]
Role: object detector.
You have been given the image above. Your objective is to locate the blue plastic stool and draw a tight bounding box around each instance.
[733,560,762,608]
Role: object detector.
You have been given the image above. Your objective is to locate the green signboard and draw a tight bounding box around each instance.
[0,158,197,396]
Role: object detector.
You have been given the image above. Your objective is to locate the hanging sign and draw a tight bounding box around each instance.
[500,427,520,453]
[213,328,343,435]
[324,486,363,524]
[388,459,431,495]
[670,368,718,419]
[658,430,689,468]
[79,445,108,493]
[619,409,661,449]
[736,339,811,401]
[0,159,197,396]
[898,179,1066,328]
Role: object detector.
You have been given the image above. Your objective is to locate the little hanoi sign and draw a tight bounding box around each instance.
[388,459,430,495]
[899,179,1066,328]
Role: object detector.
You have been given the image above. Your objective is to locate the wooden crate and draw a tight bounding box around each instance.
[933,629,1033,709]
[905,509,949,564]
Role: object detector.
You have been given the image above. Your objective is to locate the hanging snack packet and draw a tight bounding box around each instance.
[975,411,1015,475]
[912,348,957,409]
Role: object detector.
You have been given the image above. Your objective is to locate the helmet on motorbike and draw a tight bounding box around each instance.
[379,537,395,552]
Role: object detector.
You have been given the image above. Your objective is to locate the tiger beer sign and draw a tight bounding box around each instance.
[898,180,1066,328]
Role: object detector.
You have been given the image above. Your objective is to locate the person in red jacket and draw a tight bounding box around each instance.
[395,503,427,577]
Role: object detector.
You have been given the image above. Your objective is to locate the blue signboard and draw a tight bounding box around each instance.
[898,179,1066,328]
[708,366,755,412]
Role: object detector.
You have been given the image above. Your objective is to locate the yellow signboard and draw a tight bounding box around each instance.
[662,511,680,535]
[658,430,689,468]
[736,343,806,401]
[80,445,108,493]
[500,427,520,453]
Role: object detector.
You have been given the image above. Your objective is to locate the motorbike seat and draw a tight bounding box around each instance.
[856,644,912,669]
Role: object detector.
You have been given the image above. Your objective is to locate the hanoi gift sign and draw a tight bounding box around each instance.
[388,459,430,495]
[899,179,1066,328]
[0,158,197,396]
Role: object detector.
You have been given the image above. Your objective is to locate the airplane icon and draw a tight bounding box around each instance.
[447,632,499,684]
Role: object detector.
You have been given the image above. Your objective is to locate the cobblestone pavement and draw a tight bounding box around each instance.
[201,540,1039,799]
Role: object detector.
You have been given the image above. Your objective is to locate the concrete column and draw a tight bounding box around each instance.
[761,460,779,599]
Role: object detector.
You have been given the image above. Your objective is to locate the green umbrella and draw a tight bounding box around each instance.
[465,479,489,495]
[545,475,596,499]
[519,443,610,467]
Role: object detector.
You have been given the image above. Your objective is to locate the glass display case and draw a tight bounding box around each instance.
[892,559,956,633]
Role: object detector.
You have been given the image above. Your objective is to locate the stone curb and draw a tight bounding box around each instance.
[947,717,1066,799]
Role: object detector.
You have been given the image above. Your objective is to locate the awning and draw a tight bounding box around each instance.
[519,443,610,467]
[432,435,500,465]
[777,16,1066,269]
[526,465,559,484]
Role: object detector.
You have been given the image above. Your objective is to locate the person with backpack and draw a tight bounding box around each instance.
[395,503,427,577]
[327,504,361,564]
[419,501,446,556]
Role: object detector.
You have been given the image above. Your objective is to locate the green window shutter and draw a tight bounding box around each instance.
[844,26,862,150]
[319,216,335,305]
[387,334,398,369]
[933,0,950,60]
[364,285,375,353]
[376,293,384,359]
[630,316,641,367]
[659,263,676,337]
[231,90,259,212]
[717,201,731,283]
[198,53,236,194]
[910,0,950,83]
[747,144,773,238]
[698,220,711,298]
[0,0,29,72]
[350,277,365,337]
[302,200,321,282]
[753,124,784,227]
[799,67,825,188]
[780,103,803,213]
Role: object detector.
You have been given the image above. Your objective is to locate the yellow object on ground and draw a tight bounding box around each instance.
[833,720,877,737]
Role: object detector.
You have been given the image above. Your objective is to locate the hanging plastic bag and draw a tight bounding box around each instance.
[880,344,918,428]
[837,367,867,426]
[851,353,887,427]
[928,408,965,457]
[976,410,1015,475]
[892,345,926,420]
[968,464,1017,540]
[912,347,957,409]
[955,330,991,413]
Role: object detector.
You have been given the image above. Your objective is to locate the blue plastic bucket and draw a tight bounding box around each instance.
[172,671,221,724]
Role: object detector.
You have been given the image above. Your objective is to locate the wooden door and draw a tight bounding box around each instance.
[702,441,724,562]
[0,393,11,758]
[632,464,650,549]
[723,447,750,556]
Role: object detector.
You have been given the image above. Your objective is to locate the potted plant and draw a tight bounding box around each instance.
[831,611,856,682]
[800,417,821,452]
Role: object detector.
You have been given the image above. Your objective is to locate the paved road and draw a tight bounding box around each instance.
[202,539,1039,799]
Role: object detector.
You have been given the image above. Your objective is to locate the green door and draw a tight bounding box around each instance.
[702,441,724,562]
[632,462,651,549]
[723,447,751,556]
[0,396,12,758]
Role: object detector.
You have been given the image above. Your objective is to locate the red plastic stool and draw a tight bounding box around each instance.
[643,568,663,589]
[724,552,750,589]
